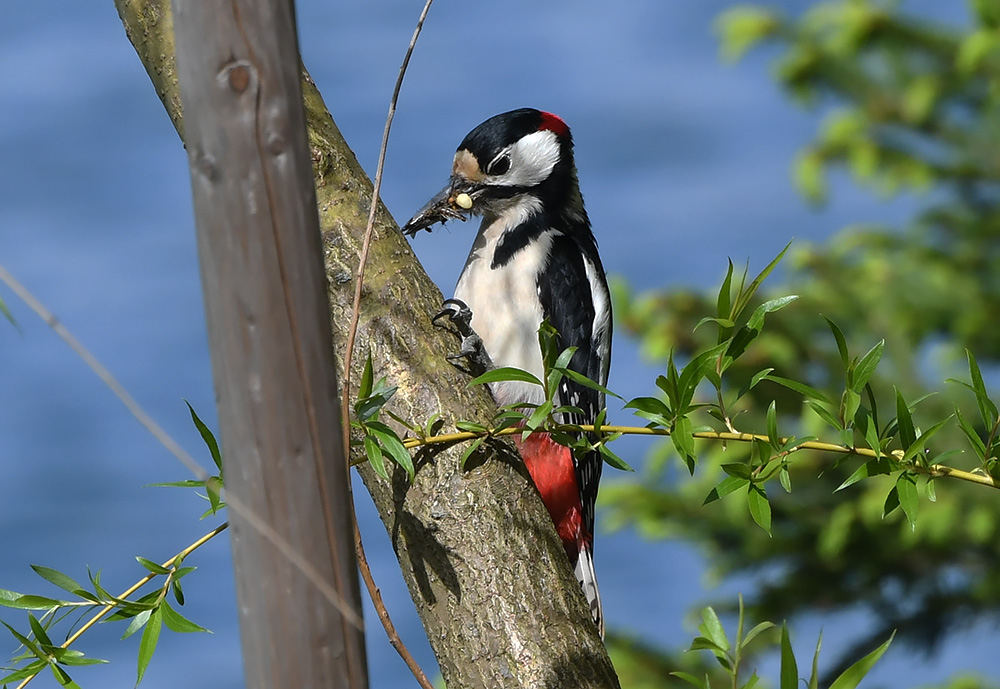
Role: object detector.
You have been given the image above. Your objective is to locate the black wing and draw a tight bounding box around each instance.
[537,231,612,541]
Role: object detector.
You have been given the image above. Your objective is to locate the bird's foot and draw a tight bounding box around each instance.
[432,298,493,377]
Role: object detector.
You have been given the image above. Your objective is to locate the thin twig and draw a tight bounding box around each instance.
[14,523,230,689]
[392,423,999,490]
[0,264,365,632]
[337,2,436,688]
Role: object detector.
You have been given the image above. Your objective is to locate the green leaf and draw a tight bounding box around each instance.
[121,609,152,640]
[967,349,999,429]
[624,396,672,427]
[27,613,52,647]
[524,400,553,433]
[185,401,222,473]
[808,631,822,689]
[469,366,542,388]
[699,606,730,652]
[900,416,952,465]
[851,340,884,392]
[955,407,987,460]
[0,660,48,685]
[460,436,486,470]
[741,620,775,649]
[29,566,83,595]
[363,435,388,479]
[367,422,415,480]
[454,420,488,434]
[837,457,892,492]
[160,600,209,633]
[896,473,919,530]
[825,317,849,370]
[704,476,749,504]
[882,485,900,519]
[598,442,634,472]
[671,671,708,689]
[715,6,780,62]
[894,388,916,449]
[748,484,772,535]
[0,593,65,610]
[0,293,15,327]
[717,259,734,323]
[677,342,731,412]
[672,415,697,473]
[764,374,832,404]
[560,367,623,400]
[721,463,752,480]
[806,399,843,431]
[136,606,162,686]
[779,466,792,493]
[780,622,798,689]
[358,351,374,399]
[766,400,779,448]
[1,619,45,660]
[827,631,895,689]
[135,557,170,576]
[50,648,108,667]
[732,242,791,320]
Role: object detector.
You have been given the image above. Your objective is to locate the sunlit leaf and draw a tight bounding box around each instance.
[827,631,895,689]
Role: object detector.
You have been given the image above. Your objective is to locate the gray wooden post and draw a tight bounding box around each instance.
[170,1,368,687]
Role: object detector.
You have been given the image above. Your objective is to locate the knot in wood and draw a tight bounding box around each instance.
[222,60,254,93]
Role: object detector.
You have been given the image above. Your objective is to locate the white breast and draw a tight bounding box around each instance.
[453,199,550,408]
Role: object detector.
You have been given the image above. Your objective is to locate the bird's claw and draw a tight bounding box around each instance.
[433,298,493,376]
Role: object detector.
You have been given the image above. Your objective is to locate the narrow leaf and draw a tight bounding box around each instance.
[469,367,542,388]
[29,566,83,595]
[894,388,916,449]
[780,622,798,689]
[825,316,849,370]
[160,601,209,633]
[704,476,749,504]
[363,435,388,479]
[185,401,222,472]
[764,374,832,404]
[460,437,485,470]
[851,340,884,392]
[748,484,772,535]
[136,606,162,686]
[896,473,919,529]
[827,631,895,689]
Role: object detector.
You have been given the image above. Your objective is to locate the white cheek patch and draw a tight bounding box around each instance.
[494,130,560,187]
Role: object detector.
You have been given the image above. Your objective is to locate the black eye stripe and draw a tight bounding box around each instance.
[487,154,511,176]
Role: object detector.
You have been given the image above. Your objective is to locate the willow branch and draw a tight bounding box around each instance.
[14,523,229,689]
[391,424,998,490]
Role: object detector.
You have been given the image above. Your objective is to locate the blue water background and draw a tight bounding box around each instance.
[0,1,995,687]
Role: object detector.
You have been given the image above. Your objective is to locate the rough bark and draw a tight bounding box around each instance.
[114,2,620,687]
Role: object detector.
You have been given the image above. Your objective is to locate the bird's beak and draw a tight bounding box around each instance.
[401,179,476,237]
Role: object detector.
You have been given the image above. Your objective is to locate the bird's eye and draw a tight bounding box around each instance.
[488,154,511,176]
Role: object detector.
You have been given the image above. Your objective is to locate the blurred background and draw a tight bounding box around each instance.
[2,1,998,687]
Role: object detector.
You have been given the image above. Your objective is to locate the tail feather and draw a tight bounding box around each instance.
[573,545,604,638]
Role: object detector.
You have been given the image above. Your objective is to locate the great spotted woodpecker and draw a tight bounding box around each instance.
[402,108,612,636]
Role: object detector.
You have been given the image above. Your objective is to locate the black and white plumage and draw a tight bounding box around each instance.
[402,108,612,636]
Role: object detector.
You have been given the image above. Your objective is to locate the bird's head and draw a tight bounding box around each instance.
[401,108,578,236]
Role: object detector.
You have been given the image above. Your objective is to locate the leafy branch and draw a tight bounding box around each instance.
[0,523,226,689]
[349,247,1000,539]
[674,595,894,689]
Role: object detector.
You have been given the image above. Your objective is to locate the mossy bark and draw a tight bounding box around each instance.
[114,2,620,686]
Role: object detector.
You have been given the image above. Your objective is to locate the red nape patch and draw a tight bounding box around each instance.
[538,111,570,137]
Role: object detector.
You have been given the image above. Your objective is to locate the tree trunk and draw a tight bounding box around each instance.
[115,2,621,686]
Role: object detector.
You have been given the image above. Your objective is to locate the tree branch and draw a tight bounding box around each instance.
[113,2,619,687]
